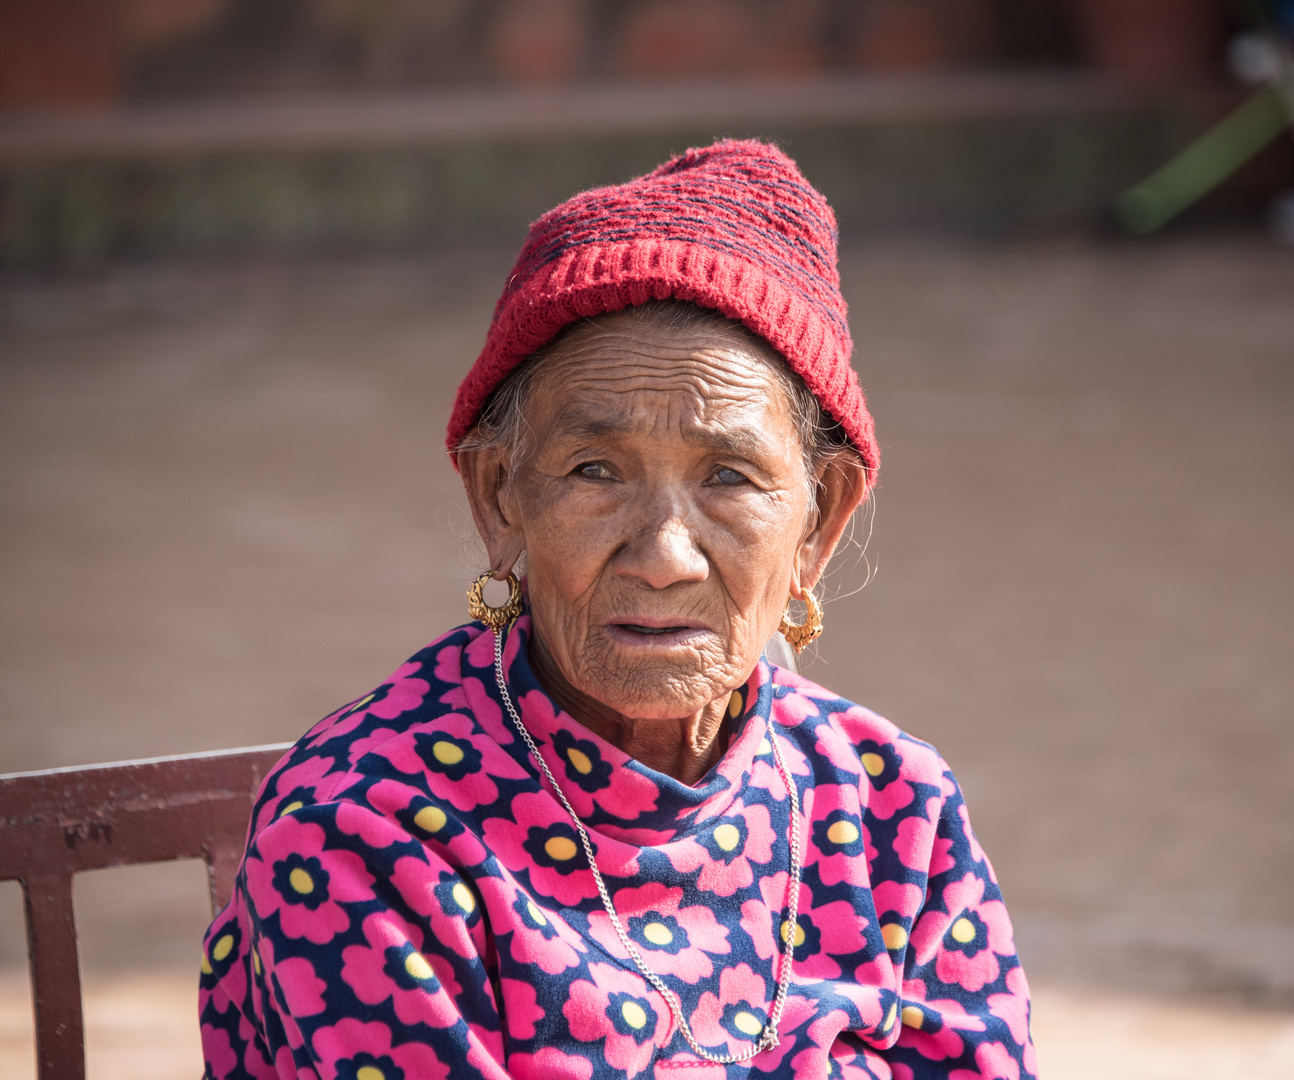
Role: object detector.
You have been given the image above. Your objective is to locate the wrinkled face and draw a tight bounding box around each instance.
[502,319,815,721]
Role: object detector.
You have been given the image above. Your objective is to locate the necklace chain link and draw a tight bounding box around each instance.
[492,626,803,1065]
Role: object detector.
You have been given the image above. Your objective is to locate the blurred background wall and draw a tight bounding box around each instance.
[0,0,1236,100]
[2,2,1293,1078]
[1,0,1292,265]
[2,0,1105,100]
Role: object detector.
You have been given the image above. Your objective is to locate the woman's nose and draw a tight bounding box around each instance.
[613,499,708,590]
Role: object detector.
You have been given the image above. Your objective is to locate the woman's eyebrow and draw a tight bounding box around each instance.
[681,426,768,458]
[553,409,770,458]
[551,411,622,443]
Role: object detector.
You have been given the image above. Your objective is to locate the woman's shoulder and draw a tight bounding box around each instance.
[768,662,950,789]
[246,621,495,839]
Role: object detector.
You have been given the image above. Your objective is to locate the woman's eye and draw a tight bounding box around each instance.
[575,462,613,480]
[714,467,748,486]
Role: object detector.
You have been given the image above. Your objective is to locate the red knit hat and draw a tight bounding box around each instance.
[446,138,878,487]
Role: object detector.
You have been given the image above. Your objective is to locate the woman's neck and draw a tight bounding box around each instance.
[526,632,728,786]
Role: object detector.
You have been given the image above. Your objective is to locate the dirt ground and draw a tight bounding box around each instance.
[1,234,1292,1075]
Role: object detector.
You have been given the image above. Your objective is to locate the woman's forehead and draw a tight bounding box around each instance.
[527,339,797,444]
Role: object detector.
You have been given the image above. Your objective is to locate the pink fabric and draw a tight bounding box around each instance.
[200,619,1034,1078]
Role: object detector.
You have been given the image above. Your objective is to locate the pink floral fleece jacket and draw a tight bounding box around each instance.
[200,618,1036,1080]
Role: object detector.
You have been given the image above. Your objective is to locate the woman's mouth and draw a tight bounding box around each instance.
[605,620,711,645]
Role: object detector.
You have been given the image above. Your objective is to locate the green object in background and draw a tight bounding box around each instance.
[1117,85,1291,234]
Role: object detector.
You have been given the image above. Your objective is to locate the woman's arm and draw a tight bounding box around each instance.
[884,767,1037,1080]
[199,800,512,1080]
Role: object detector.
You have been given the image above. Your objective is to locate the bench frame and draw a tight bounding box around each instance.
[0,744,290,1080]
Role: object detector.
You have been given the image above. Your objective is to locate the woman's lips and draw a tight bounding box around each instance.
[603,620,713,645]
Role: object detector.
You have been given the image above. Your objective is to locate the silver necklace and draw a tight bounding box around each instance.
[492,627,803,1064]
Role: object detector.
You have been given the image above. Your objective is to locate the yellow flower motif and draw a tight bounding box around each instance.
[882,923,909,951]
[545,835,578,861]
[620,1000,648,1029]
[643,922,673,946]
[451,882,476,914]
[712,823,741,852]
[431,740,464,766]
[861,753,886,778]
[414,805,447,833]
[826,819,860,845]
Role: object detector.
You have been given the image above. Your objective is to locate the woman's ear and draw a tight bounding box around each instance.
[791,453,870,596]
[457,447,526,578]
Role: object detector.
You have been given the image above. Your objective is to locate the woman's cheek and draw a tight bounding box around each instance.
[707,499,803,567]
[520,480,610,547]
[534,479,626,523]
[523,510,619,606]
[703,483,804,530]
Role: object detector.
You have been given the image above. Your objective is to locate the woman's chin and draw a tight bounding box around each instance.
[573,653,739,722]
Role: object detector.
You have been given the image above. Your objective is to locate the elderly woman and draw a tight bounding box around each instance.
[200,141,1036,1080]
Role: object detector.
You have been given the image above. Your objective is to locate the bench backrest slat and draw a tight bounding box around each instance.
[0,744,291,1080]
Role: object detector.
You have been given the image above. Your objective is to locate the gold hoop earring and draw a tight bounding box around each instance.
[779,589,823,654]
[467,570,524,630]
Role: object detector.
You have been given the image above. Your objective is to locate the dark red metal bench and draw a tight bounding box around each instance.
[0,744,291,1080]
